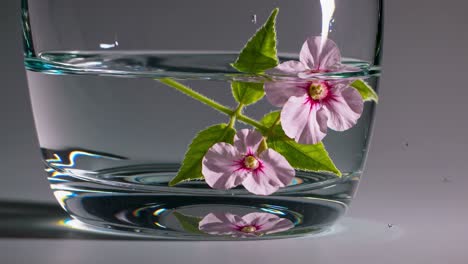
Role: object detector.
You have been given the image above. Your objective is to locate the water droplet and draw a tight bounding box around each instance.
[251,14,257,24]
[402,141,409,150]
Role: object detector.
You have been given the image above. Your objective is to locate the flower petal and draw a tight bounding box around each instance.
[281,94,328,144]
[259,149,295,186]
[299,36,341,71]
[199,212,245,235]
[242,172,279,196]
[264,81,308,107]
[202,142,247,190]
[266,60,308,75]
[241,212,277,226]
[242,149,294,196]
[324,84,364,131]
[335,64,361,73]
[259,217,295,234]
[233,129,264,154]
[298,64,361,79]
[242,212,295,234]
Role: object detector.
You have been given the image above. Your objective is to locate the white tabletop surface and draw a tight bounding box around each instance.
[2,172,467,264]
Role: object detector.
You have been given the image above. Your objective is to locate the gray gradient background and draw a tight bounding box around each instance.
[1,0,468,264]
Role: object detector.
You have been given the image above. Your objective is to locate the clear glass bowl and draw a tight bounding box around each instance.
[22,0,383,240]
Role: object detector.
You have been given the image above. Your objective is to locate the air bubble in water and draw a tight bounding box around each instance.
[251,14,257,24]
[100,40,119,49]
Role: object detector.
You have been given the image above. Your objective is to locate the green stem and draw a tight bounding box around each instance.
[238,115,267,131]
[258,114,282,153]
[159,78,232,116]
[158,78,268,131]
[227,115,236,129]
[228,104,244,128]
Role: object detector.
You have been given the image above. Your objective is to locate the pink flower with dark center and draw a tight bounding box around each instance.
[265,79,364,144]
[264,36,364,144]
[198,212,294,237]
[202,129,295,196]
[267,36,358,78]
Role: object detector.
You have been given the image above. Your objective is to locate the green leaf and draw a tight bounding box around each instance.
[260,111,281,127]
[269,139,341,176]
[260,112,341,176]
[169,124,236,186]
[173,212,204,234]
[231,8,279,73]
[231,81,265,105]
[350,79,379,103]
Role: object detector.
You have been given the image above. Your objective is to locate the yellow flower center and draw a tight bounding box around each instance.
[241,225,257,233]
[309,82,327,100]
[244,156,259,170]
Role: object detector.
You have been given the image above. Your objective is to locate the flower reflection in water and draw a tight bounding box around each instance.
[198,212,294,238]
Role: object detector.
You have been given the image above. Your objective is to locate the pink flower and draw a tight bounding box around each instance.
[264,36,364,145]
[268,36,358,78]
[265,80,364,144]
[202,129,295,196]
[199,212,294,237]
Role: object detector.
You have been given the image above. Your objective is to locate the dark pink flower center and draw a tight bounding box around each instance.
[243,155,259,170]
[234,152,264,174]
[299,81,334,110]
[236,154,263,173]
[308,81,329,100]
[236,224,261,234]
[240,225,257,233]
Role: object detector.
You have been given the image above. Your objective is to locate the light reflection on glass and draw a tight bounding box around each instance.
[259,208,286,216]
[153,222,166,229]
[47,151,103,169]
[320,0,336,52]
[48,177,69,183]
[53,190,76,210]
[45,167,69,179]
[289,177,304,186]
[132,207,146,217]
[50,184,113,194]
[153,208,167,216]
[302,196,348,208]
